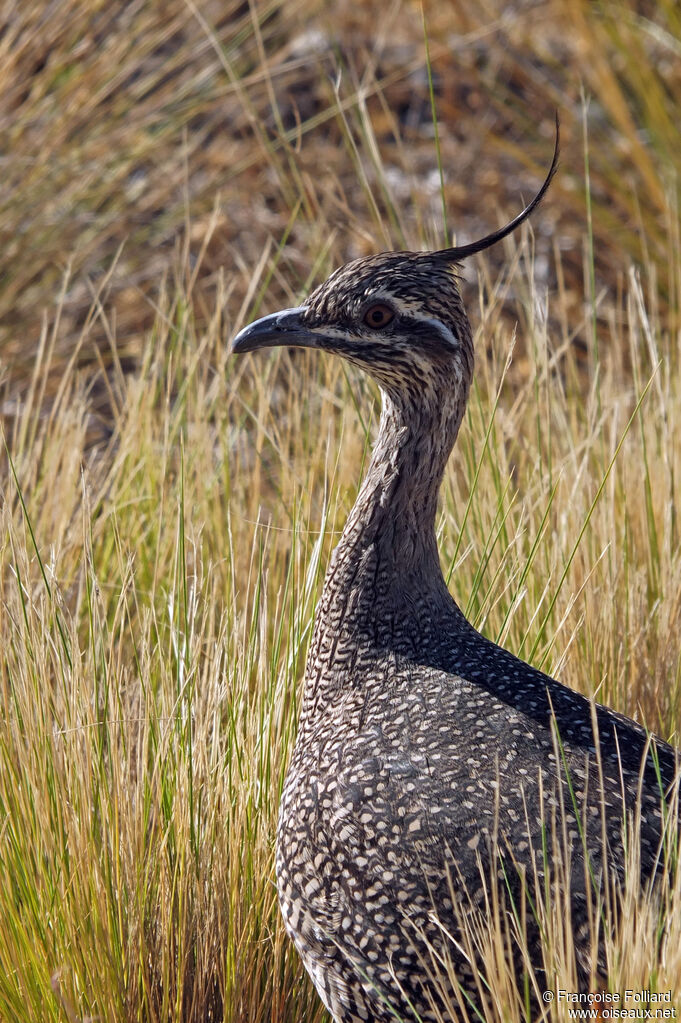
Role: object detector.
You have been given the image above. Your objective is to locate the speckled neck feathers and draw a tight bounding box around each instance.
[303,344,473,725]
[336,386,466,604]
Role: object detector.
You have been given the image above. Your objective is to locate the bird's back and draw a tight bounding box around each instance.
[276,613,677,1022]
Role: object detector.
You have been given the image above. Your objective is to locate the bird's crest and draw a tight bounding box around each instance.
[429,113,559,264]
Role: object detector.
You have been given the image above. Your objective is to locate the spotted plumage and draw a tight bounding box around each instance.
[231,123,679,1021]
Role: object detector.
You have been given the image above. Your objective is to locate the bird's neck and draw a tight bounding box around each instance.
[312,388,468,661]
[347,393,455,581]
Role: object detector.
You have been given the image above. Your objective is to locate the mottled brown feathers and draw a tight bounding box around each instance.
[231,121,678,1023]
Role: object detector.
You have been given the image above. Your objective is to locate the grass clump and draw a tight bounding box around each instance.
[1,1,681,1021]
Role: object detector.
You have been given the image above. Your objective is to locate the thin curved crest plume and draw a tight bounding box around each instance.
[427,113,560,264]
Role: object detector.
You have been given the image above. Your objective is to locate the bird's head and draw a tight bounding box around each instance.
[232,252,475,402]
[232,120,559,410]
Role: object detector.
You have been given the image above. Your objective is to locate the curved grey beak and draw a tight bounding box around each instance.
[231,306,316,354]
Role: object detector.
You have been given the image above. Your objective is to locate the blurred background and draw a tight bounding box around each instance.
[2,0,679,439]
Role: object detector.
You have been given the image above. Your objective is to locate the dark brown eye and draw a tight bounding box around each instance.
[363,303,394,329]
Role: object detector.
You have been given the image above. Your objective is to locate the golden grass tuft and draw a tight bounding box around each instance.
[1,1,681,1020]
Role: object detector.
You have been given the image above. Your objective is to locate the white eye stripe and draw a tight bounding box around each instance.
[310,309,457,347]
[371,295,457,347]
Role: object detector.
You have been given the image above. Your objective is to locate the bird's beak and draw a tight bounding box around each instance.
[231,306,318,354]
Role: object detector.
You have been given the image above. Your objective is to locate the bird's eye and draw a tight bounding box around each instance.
[363,303,394,329]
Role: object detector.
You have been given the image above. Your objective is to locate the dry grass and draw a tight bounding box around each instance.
[1,1,681,1021]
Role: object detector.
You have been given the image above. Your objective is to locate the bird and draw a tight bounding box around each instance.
[231,121,679,1022]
